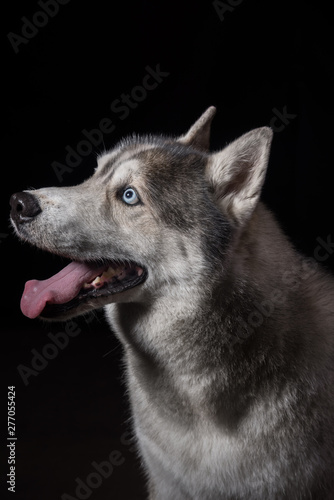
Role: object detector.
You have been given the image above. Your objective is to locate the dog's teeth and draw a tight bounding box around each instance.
[83,266,120,290]
[92,276,103,286]
[104,266,119,279]
[136,266,143,276]
[82,264,140,291]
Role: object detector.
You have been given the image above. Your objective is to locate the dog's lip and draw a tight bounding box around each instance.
[20,260,147,319]
[41,265,148,319]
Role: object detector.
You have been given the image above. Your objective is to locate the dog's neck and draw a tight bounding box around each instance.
[106,203,310,413]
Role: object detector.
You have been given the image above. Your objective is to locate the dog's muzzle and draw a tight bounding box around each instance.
[9,190,148,319]
[10,192,42,225]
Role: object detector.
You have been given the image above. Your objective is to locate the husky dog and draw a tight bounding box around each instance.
[10,107,334,499]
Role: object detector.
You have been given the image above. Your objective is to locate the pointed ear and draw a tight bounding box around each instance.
[207,127,273,225]
[178,106,216,151]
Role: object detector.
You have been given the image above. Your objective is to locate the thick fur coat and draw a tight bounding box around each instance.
[10,107,334,499]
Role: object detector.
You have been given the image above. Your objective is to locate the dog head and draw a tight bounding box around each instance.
[10,107,272,320]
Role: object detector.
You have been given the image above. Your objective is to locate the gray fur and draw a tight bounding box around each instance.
[11,107,334,499]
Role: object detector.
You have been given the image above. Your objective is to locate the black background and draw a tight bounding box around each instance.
[2,1,334,499]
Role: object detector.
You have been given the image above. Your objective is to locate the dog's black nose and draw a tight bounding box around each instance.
[10,192,42,225]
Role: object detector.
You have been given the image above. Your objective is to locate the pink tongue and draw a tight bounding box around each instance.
[20,261,107,319]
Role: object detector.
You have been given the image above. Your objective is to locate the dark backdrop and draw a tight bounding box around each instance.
[2,1,334,499]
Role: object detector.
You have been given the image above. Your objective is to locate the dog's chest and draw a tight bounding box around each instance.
[104,304,312,498]
[127,361,244,495]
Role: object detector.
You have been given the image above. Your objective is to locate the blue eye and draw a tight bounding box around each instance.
[122,188,140,205]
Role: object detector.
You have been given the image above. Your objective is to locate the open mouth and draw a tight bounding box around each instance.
[20,260,147,319]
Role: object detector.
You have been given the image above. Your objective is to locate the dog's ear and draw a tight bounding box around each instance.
[207,127,273,225]
[178,106,216,151]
